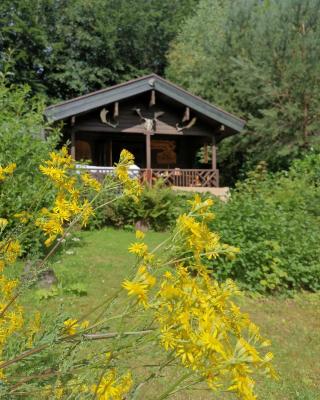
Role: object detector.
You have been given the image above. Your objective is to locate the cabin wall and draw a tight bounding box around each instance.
[63,94,216,168]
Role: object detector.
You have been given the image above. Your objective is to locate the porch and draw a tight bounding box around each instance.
[71,129,219,187]
[79,165,219,187]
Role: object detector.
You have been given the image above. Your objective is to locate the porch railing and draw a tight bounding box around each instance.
[139,169,219,187]
[78,165,219,187]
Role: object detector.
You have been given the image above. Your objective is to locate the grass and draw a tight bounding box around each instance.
[16,228,320,399]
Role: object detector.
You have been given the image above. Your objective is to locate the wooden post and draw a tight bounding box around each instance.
[109,139,113,166]
[71,129,76,160]
[149,90,156,107]
[211,136,217,170]
[146,131,152,185]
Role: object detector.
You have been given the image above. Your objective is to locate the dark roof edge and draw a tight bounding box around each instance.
[45,74,246,132]
[45,74,157,111]
[154,75,245,129]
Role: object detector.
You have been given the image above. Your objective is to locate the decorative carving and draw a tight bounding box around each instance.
[100,107,119,128]
[176,116,197,133]
[151,140,176,164]
[135,108,165,133]
[176,107,197,133]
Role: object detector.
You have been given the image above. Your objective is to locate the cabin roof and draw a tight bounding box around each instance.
[45,74,245,132]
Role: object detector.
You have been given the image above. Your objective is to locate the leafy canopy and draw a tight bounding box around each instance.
[0,0,197,100]
[167,0,320,183]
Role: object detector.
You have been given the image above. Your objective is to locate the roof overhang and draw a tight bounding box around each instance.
[45,74,245,133]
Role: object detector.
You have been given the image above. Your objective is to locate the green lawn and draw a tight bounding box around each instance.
[18,228,320,399]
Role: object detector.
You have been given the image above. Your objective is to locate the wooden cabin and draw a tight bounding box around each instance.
[45,74,245,187]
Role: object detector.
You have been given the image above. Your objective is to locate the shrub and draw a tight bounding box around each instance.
[210,158,320,294]
[90,180,195,231]
[0,76,59,255]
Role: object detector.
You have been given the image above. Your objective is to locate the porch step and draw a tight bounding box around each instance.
[171,186,230,202]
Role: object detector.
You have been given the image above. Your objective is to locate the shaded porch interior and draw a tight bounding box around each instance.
[73,131,205,170]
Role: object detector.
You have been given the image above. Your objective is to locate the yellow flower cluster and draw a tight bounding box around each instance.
[0,163,16,182]
[123,230,156,307]
[122,195,276,400]
[177,195,239,267]
[0,218,8,231]
[92,369,133,400]
[14,211,32,224]
[122,264,156,308]
[157,268,276,399]
[115,149,142,201]
[0,236,23,379]
[0,240,21,270]
[63,318,89,335]
[81,172,102,192]
[36,147,96,246]
[39,147,74,181]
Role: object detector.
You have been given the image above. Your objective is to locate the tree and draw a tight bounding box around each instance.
[0,0,198,100]
[167,0,320,183]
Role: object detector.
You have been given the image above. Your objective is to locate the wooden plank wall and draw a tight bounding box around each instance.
[73,97,213,138]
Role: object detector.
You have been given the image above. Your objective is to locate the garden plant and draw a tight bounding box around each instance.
[0,148,276,399]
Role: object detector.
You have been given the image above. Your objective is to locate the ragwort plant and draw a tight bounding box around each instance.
[0,149,276,399]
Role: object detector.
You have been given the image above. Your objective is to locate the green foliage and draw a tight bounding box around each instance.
[90,182,194,232]
[167,0,320,183]
[35,287,59,301]
[0,75,59,254]
[0,0,198,99]
[63,282,88,296]
[35,283,88,301]
[210,157,320,294]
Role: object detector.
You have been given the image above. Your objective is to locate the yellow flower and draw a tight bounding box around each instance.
[160,326,177,350]
[118,149,134,165]
[128,242,148,257]
[81,172,102,192]
[1,240,21,264]
[3,163,16,175]
[92,369,133,400]
[39,165,66,183]
[44,235,57,247]
[81,199,94,227]
[122,280,149,307]
[63,318,79,335]
[115,150,142,201]
[80,320,90,329]
[163,271,173,280]
[14,211,31,224]
[0,163,16,181]
[135,230,145,240]
[0,218,8,230]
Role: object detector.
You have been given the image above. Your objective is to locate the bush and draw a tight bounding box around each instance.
[89,180,195,231]
[0,77,59,255]
[210,158,320,294]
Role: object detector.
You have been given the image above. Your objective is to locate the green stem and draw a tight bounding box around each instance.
[154,371,194,400]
